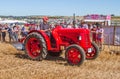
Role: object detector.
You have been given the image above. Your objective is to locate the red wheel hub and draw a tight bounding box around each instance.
[67,48,81,65]
[26,38,41,58]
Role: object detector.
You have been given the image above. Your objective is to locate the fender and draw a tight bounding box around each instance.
[51,27,62,51]
[28,30,51,50]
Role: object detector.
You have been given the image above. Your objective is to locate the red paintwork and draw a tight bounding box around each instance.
[51,25,92,53]
[86,43,96,59]
[26,37,41,58]
[24,25,94,58]
[28,30,51,50]
[67,48,81,65]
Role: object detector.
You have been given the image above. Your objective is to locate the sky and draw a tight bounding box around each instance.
[0,0,119,16]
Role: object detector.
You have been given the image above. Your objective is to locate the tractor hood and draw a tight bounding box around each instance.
[53,26,90,35]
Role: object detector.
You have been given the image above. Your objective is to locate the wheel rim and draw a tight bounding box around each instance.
[26,38,41,58]
[86,45,96,59]
[67,48,81,65]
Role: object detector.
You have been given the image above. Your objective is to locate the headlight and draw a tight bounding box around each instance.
[88,48,92,53]
[79,36,82,40]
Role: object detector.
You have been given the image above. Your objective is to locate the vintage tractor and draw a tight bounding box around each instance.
[20,25,99,66]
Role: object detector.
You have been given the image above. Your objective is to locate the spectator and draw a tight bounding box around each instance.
[35,24,40,30]
[96,26,104,49]
[88,24,93,30]
[82,23,88,29]
[29,24,36,31]
[91,25,97,42]
[0,24,2,42]
[1,24,7,42]
[13,24,19,42]
[67,22,73,28]
[21,25,29,37]
[7,24,14,42]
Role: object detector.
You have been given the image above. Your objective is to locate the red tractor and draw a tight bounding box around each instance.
[22,25,99,66]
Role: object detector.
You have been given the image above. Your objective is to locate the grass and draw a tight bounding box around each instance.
[0,43,119,79]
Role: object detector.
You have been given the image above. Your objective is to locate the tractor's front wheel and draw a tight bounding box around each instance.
[86,42,99,60]
[24,32,47,61]
[65,44,85,66]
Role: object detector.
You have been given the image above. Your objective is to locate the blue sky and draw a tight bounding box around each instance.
[0,0,119,16]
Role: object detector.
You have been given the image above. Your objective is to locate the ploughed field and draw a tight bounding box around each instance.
[0,43,119,79]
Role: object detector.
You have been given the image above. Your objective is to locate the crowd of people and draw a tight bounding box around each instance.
[0,17,104,49]
[91,25,104,49]
[0,23,20,43]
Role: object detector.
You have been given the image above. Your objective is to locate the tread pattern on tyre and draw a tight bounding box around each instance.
[24,32,47,61]
[89,42,99,60]
[86,42,100,60]
[65,44,86,66]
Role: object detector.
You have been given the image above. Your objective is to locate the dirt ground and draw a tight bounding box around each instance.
[0,43,120,79]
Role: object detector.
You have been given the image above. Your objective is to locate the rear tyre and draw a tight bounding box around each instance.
[24,32,47,61]
[86,42,99,60]
[65,44,85,66]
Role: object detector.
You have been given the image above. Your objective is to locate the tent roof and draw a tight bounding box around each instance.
[84,19,105,22]
[0,20,27,24]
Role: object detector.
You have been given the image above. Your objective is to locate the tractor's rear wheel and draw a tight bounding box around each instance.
[86,42,99,60]
[24,32,47,61]
[65,44,85,66]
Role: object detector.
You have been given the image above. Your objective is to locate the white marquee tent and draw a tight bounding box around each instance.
[0,20,27,24]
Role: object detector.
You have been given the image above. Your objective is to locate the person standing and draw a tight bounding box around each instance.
[91,25,97,43]
[82,23,89,29]
[29,24,36,31]
[1,24,7,42]
[67,22,73,28]
[96,26,104,49]
[7,24,14,42]
[13,24,19,42]
[21,25,29,37]
[0,24,2,42]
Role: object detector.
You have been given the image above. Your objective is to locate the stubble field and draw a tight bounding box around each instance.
[0,43,119,79]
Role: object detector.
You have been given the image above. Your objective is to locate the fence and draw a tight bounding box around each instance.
[102,26,120,54]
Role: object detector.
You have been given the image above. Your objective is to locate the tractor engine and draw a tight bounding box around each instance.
[53,26,91,51]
